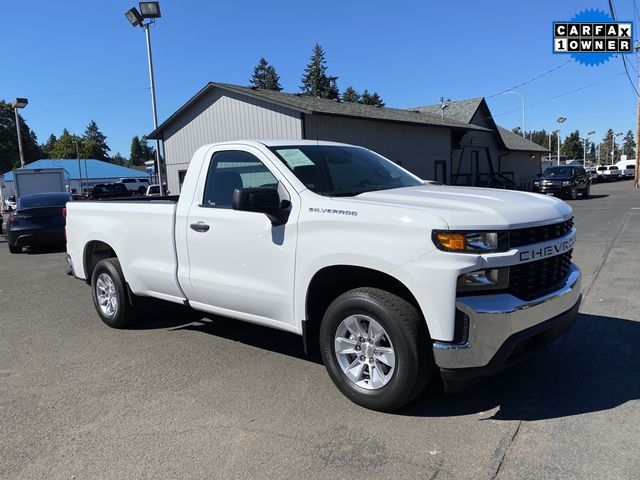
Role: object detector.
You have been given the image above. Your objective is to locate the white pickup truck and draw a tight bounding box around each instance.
[66,140,581,411]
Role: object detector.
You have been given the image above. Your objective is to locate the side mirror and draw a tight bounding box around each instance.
[232,187,290,226]
[536,173,542,178]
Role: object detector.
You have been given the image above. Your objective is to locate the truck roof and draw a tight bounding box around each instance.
[199,139,360,149]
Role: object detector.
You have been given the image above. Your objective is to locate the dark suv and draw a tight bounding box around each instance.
[533,165,591,200]
[89,183,131,199]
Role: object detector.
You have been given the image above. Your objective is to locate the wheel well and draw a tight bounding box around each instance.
[304,265,422,353]
[84,241,117,284]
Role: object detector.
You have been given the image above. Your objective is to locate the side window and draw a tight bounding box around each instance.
[202,150,278,208]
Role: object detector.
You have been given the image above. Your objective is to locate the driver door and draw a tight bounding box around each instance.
[184,148,298,330]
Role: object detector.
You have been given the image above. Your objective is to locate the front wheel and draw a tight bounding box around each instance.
[91,258,139,328]
[8,244,22,254]
[319,288,432,412]
[582,183,590,198]
[568,186,578,200]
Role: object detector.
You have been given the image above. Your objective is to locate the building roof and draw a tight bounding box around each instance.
[414,98,549,153]
[412,98,485,124]
[148,82,490,139]
[1,159,149,181]
[496,126,549,152]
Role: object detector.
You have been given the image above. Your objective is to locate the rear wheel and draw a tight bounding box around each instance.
[137,186,146,195]
[8,244,22,254]
[319,287,432,412]
[91,258,139,328]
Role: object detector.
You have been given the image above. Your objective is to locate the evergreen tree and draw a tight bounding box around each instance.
[111,152,127,166]
[622,129,636,159]
[560,130,583,160]
[82,120,110,161]
[300,43,340,99]
[0,100,42,171]
[250,57,282,91]
[139,135,156,162]
[360,90,385,107]
[50,129,82,159]
[601,129,615,164]
[130,135,143,166]
[41,134,58,158]
[342,86,360,103]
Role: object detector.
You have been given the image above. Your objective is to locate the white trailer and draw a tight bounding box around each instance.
[13,168,67,198]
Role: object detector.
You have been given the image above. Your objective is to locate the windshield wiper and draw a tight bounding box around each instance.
[321,185,398,197]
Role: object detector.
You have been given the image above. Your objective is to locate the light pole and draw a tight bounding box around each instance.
[612,132,623,164]
[583,130,595,164]
[556,116,566,165]
[73,140,82,194]
[125,2,164,195]
[549,129,560,163]
[11,98,28,168]
[502,91,525,137]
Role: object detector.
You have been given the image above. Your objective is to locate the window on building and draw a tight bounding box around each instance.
[202,151,278,208]
[178,170,187,189]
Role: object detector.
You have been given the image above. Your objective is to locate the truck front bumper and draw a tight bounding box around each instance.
[433,264,581,390]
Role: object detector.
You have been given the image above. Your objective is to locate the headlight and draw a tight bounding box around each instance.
[533,181,540,185]
[457,268,509,292]
[562,181,571,186]
[432,231,508,253]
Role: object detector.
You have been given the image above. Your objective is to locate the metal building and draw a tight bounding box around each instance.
[148,82,547,193]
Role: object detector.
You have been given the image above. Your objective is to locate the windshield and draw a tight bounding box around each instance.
[542,167,574,177]
[270,145,422,196]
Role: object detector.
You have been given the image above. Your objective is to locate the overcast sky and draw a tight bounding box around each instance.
[2,0,638,157]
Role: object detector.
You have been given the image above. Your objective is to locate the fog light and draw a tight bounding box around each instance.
[457,268,509,292]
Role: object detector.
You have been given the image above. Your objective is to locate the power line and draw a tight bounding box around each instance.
[488,72,626,119]
[485,60,573,99]
[608,0,639,96]
[6,87,149,99]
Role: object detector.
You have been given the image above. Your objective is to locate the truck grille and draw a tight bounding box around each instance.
[509,218,574,248]
[508,250,573,300]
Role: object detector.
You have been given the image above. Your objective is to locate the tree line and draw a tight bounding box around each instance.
[249,43,385,107]
[515,127,636,164]
[0,100,157,173]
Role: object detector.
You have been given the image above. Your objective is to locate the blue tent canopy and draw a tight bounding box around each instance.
[1,159,149,181]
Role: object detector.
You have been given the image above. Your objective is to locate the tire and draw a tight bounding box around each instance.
[8,244,22,254]
[137,186,146,195]
[91,258,139,328]
[319,287,432,412]
[568,186,578,200]
[582,183,590,198]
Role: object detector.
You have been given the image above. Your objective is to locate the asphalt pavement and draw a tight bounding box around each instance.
[1,180,639,480]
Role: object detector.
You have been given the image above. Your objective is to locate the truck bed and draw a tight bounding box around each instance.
[65,199,184,302]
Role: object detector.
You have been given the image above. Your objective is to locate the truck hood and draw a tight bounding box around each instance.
[343,185,573,230]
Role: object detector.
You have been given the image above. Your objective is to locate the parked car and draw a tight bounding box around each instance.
[585,167,598,183]
[146,184,161,196]
[6,192,71,253]
[66,140,581,412]
[533,165,590,199]
[89,183,131,199]
[597,165,621,181]
[117,177,151,195]
[3,195,17,212]
[621,164,635,178]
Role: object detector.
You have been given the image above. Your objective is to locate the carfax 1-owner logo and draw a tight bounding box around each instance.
[553,9,633,65]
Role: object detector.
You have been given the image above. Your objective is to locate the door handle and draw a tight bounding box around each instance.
[190,222,210,233]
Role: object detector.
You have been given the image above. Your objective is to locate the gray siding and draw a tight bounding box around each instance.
[501,152,542,191]
[306,115,451,180]
[162,88,302,193]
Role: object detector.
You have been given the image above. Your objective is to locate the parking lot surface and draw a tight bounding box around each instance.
[1,180,639,480]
